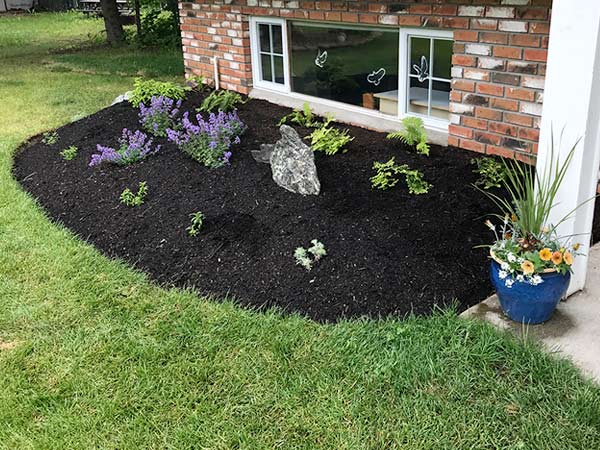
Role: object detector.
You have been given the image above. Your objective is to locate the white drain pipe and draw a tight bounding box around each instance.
[213,57,220,91]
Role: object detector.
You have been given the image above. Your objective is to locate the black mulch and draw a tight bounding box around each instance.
[13,92,600,322]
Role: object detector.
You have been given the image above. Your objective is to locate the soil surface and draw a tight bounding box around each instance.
[14,92,600,322]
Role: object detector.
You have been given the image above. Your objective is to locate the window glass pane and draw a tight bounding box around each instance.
[272,24,283,54]
[433,39,453,79]
[408,77,429,116]
[431,80,451,120]
[259,24,271,53]
[410,37,430,81]
[273,56,285,84]
[290,23,399,115]
[261,54,273,82]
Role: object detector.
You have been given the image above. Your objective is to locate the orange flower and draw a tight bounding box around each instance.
[551,251,563,265]
[521,260,535,275]
[564,252,574,266]
[539,248,552,261]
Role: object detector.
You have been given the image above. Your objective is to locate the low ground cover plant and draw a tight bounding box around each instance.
[307,118,353,156]
[139,95,182,137]
[120,181,148,207]
[187,211,204,236]
[42,131,59,145]
[371,157,432,194]
[129,78,187,107]
[167,111,246,168]
[197,89,245,113]
[90,129,161,167]
[59,145,78,161]
[294,239,327,271]
[388,116,430,156]
[278,102,320,128]
[472,156,510,190]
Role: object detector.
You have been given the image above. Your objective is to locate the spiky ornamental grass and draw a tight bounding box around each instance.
[138,95,182,137]
[90,129,160,167]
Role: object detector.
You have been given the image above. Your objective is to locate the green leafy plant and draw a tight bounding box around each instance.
[387,116,430,156]
[371,157,431,195]
[294,239,327,271]
[129,78,188,107]
[278,102,320,128]
[59,145,78,161]
[188,75,206,91]
[120,181,148,207]
[197,90,245,113]
[472,157,510,190]
[307,118,353,156]
[42,131,59,145]
[187,211,205,236]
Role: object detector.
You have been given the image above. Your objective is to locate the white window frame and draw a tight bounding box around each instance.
[249,16,290,93]
[399,28,454,130]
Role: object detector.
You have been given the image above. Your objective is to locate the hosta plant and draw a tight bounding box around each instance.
[166,111,246,168]
[197,89,245,113]
[90,129,160,167]
[139,95,182,137]
[129,78,187,107]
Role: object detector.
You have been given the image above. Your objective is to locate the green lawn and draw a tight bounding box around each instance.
[1,12,599,449]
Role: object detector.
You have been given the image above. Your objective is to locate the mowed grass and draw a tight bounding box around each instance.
[0,12,599,449]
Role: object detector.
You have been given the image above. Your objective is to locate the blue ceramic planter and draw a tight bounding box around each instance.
[490,260,571,324]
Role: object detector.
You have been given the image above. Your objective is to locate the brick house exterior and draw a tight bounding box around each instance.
[178,0,552,162]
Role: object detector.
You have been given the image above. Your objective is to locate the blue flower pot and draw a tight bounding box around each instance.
[490,260,571,324]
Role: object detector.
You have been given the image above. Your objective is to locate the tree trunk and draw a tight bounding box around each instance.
[100,0,125,45]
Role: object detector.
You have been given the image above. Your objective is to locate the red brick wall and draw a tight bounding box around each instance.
[179,0,552,161]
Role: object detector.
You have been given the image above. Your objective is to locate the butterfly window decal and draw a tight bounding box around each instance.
[314,49,328,68]
[367,68,386,86]
[413,56,429,83]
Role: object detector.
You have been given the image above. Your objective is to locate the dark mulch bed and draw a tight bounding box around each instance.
[15,92,596,322]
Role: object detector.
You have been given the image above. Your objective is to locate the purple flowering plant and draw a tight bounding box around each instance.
[89,128,161,167]
[139,95,182,137]
[166,110,245,168]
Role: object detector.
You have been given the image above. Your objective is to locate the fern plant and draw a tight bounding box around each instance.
[307,118,353,156]
[278,102,320,128]
[387,116,430,156]
[197,90,245,113]
[371,157,432,194]
[471,157,510,190]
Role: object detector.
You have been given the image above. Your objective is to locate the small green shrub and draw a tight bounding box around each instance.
[471,156,510,190]
[387,116,430,156]
[187,211,205,236]
[307,118,353,156]
[138,8,180,47]
[279,102,320,128]
[197,90,245,113]
[60,145,78,161]
[120,181,148,207]
[294,239,327,271]
[371,157,432,195]
[129,78,187,107]
[42,131,59,145]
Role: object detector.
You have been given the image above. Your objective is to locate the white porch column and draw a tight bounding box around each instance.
[538,0,600,295]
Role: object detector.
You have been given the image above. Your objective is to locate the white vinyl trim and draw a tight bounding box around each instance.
[249,17,290,93]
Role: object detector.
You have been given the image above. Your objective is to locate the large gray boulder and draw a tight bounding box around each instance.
[269,125,320,196]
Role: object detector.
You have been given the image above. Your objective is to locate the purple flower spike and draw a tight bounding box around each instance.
[90,129,160,167]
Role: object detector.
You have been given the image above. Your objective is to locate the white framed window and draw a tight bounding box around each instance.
[249,18,454,128]
[249,17,290,92]
[399,28,453,127]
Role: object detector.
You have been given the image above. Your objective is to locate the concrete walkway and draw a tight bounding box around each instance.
[462,245,600,382]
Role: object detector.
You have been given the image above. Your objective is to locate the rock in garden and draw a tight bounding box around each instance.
[111,91,132,105]
[269,125,320,196]
[251,144,274,164]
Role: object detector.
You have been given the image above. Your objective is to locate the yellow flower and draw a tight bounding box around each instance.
[573,243,581,251]
[564,252,574,266]
[551,251,563,265]
[521,260,535,275]
[539,248,552,261]
[511,214,518,222]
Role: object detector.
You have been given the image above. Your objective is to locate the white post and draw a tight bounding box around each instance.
[538,0,600,295]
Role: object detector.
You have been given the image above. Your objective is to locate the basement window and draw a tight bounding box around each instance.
[249,19,453,127]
